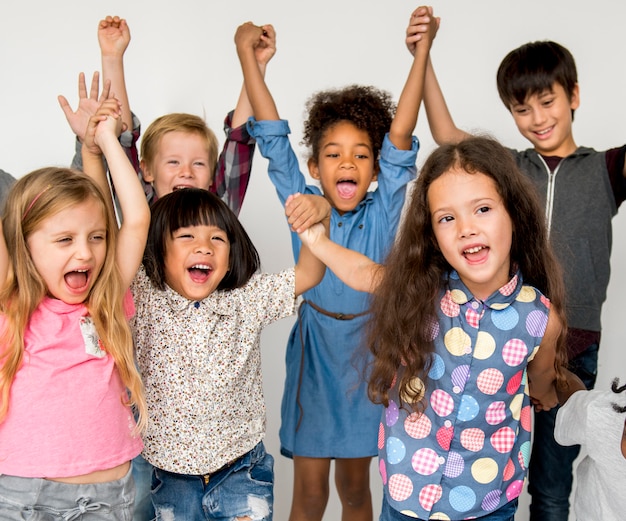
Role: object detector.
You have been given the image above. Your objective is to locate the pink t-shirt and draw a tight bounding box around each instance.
[0,294,142,478]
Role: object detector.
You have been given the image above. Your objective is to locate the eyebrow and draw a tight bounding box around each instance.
[322,141,372,150]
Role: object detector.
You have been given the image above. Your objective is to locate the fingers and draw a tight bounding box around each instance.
[99,79,112,102]
[87,71,99,100]
[57,95,74,119]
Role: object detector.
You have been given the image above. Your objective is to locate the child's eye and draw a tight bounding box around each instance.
[542,98,555,107]
[90,234,106,242]
[438,215,454,224]
[477,206,490,214]
[325,153,340,158]
[167,160,180,166]
[514,107,529,115]
[355,154,369,160]
[193,161,207,167]
[57,237,72,244]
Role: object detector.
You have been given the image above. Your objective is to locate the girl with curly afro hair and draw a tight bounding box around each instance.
[235,7,438,520]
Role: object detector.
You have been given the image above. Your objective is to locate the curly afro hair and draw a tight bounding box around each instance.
[302,85,396,163]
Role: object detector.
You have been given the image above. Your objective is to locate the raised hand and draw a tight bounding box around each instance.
[98,15,131,59]
[82,84,123,157]
[406,5,439,56]
[255,24,277,67]
[58,71,105,142]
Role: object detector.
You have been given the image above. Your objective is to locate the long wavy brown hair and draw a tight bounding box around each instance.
[0,168,146,431]
[366,137,568,411]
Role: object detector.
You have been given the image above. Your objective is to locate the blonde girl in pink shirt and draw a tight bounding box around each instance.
[0,95,149,520]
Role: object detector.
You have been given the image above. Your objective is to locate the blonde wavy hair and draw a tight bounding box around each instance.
[0,167,146,432]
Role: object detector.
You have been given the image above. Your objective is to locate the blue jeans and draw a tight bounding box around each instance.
[132,454,155,521]
[528,343,599,521]
[379,494,518,521]
[151,442,274,520]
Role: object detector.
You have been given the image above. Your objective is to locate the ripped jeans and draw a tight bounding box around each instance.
[151,442,273,521]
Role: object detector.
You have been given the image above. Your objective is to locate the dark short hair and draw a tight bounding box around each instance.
[143,188,260,291]
[496,41,578,112]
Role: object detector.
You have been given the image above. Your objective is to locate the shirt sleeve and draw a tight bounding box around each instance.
[604,145,626,208]
[247,118,315,205]
[555,389,595,446]
[210,110,256,216]
[376,133,419,227]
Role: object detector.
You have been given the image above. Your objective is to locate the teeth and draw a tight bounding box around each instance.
[464,246,483,254]
[191,264,211,270]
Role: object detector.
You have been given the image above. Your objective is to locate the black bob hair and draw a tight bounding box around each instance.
[143,188,260,292]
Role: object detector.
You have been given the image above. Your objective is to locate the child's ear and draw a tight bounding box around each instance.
[140,160,154,183]
[570,83,580,111]
[307,157,321,180]
[371,162,380,183]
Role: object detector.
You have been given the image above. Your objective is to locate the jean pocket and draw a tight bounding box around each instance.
[248,452,274,486]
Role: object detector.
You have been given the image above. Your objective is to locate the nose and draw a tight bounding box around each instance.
[531,106,547,126]
[340,157,355,169]
[194,240,213,255]
[457,216,476,239]
[74,239,94,261]
[178,163,193,178]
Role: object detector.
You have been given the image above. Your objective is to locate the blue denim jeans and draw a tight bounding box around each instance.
[132,454,155,521]
[379,494,518,521]
[151,441,274,520]
[528,343,599,521]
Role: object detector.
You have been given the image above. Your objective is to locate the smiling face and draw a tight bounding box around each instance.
[163,224,230,301]
[27,198,107,304]
[308,121,377,214]
[141,131,213,197]
[509,82,579,157]
[429,168,513,301]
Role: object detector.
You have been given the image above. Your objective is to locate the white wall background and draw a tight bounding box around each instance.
[1,2,624,520]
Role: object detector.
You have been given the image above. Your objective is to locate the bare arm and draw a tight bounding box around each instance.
[235,22,280,121]
[556,368,587,405]
[82,98,150,290]
[293,215,329,297]
[388,6,439,150]
[231,24,276,127]
[422,59,471,144]
[98,16,133,132]
[404,10,470,145]
[527,309,563,411]
[297,222,383,293]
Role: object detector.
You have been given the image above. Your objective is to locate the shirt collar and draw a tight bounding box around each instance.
[164,284,236,316]
[446,268,522,310]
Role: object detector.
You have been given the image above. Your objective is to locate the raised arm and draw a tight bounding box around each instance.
[211,25,277,215]
[388,6,438,150]
[231,24,277,127]
[403,8,470,144]
[98,16,133,133]
[235,22,280,122]
[422,59,471,145]
[82,98,150,290]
